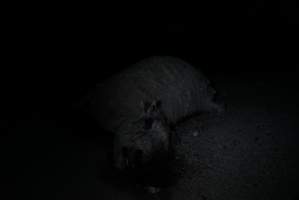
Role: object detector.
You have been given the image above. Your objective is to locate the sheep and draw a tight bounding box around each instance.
[80,56,223,171]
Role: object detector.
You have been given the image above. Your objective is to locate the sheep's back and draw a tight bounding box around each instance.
[89,56,216,132]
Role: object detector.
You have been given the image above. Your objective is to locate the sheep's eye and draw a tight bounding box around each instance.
[144,118,154,130]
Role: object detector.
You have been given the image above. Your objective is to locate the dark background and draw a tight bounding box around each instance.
[2,1,299,199]
[3,1,298,116]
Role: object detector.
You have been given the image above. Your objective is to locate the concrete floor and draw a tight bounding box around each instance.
[3,70,299,200]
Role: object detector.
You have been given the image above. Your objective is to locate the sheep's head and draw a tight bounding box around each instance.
[113,100,171,170]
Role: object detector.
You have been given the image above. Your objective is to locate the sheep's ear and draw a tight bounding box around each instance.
[149,99,162,112]
[140,100,151,113]
[147,99,161,114]
[140,99,162,117]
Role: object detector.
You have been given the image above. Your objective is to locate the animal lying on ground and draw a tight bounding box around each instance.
[79,56,223,172]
